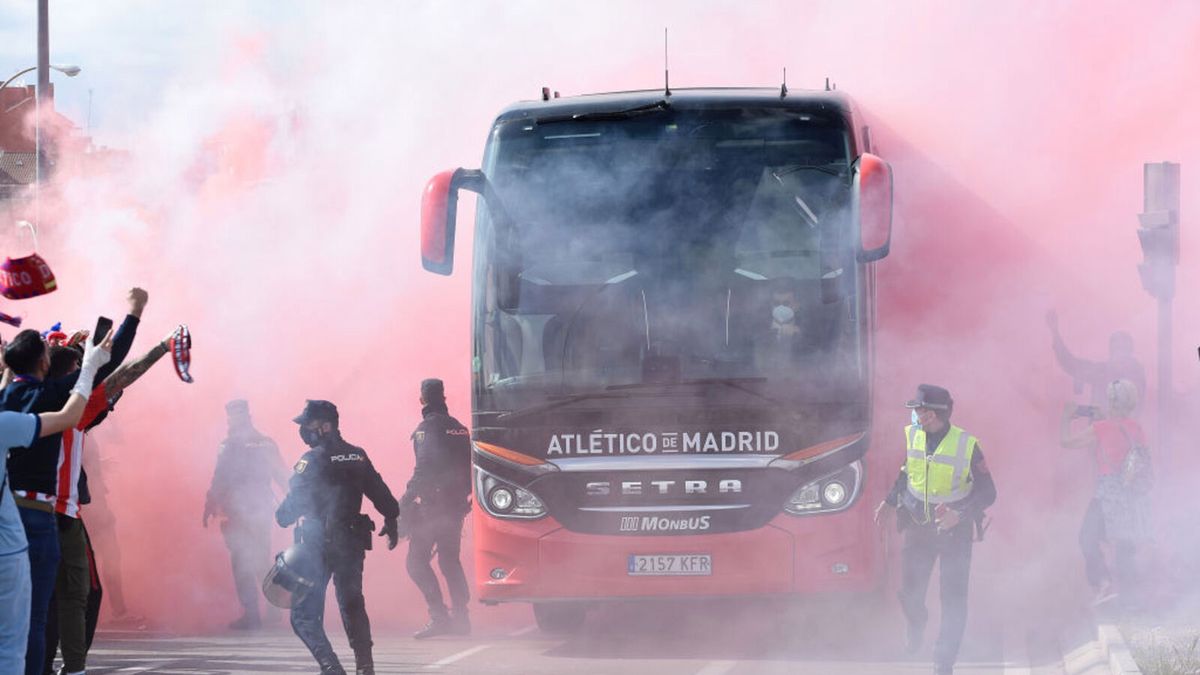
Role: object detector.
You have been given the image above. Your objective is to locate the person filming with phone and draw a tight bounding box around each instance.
[1059,378,1148,607]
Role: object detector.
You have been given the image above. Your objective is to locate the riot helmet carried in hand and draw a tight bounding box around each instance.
[262,541,321,609]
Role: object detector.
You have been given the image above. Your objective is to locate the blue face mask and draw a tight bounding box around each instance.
[911,410,921,428]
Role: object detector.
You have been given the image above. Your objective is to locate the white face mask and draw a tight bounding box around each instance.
[911,409,921,428]
[772,305,795,324]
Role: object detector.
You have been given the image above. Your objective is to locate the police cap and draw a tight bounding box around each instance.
[904,384,953,410]
[420,378,445,402]
[292,399,339,425]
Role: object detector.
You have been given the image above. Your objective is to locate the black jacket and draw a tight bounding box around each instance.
[401,403,472,510]
[206,429,287,520]
[276,432,399,538]
[2,314,139,496]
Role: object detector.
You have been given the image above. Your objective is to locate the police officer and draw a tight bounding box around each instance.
[403,379,472,639]
[276,400,400,675]
[874,385,996,675]
[203,399,288,630]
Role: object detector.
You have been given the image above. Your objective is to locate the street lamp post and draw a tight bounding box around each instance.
[0,63,80,206]
[0,63,79,230]
[0,64,81,93]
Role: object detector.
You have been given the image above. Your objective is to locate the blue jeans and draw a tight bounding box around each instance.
[0,548,32,675]
[19,507,59,675]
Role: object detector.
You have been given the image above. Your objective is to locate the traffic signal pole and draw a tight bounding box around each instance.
[1156,289,1171,461]
[1137,162,1180,466]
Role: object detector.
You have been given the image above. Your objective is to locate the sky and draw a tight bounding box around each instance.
[0,0,1198,639]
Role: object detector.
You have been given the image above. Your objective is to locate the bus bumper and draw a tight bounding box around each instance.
[474,502,880,603]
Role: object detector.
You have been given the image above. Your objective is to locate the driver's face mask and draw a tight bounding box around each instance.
[772,305,795,325]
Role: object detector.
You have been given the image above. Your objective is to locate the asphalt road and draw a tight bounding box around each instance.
[86,599,1062,674]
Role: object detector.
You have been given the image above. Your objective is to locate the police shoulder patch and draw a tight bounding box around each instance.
[414,431,425,442]
[294,459,308,474]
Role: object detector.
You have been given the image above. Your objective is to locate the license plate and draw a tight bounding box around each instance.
[628,554,712,576]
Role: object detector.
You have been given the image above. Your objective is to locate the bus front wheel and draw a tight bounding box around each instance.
[532,603,587,634]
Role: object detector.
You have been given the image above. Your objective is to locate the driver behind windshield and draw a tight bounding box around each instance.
[754,278,806,369]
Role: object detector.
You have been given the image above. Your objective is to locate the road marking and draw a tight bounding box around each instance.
[508,624,538,637]
[111,661,174,673]
[432,644,491,667]
[695,660,737,675]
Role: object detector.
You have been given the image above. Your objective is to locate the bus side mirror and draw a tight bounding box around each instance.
[854,153,893,263]
[421,169,461,275]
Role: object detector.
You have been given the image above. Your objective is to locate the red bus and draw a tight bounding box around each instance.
[420,87,894,631]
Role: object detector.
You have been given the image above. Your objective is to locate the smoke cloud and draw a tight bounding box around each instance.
[0,0,1195,648]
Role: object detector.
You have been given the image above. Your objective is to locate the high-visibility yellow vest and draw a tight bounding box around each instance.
[905,424,978,508]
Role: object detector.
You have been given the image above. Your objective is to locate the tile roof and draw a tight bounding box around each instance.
[0,151,36,185]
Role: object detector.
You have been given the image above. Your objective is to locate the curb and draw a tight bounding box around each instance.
[1096,624,1142,675]
[1062,623,1143,675]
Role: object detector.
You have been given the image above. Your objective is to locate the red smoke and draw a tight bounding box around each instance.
[0,0,1195,640]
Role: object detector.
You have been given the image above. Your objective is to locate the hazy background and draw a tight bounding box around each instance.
[0,0,1196,641]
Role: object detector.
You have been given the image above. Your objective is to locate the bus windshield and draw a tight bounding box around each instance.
[473,106,866,413]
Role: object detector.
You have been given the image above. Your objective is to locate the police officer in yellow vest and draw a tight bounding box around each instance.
[874,384,996,675]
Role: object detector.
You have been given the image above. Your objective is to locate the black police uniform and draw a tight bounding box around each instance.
[205,405,286,627]
[403,398,473,634]
[276,401,399,675]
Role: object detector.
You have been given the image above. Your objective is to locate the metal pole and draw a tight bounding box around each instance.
[35,0,49,188]
[1138,161,1180,468]
[1157,294,1172,467]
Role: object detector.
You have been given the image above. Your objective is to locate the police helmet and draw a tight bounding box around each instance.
[261,542,320,609]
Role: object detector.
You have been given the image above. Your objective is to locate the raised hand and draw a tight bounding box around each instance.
[128,287,149,318]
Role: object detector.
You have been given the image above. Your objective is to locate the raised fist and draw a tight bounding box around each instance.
[128,288,149,316]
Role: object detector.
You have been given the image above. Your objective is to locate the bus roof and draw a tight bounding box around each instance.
[494,87,856,124]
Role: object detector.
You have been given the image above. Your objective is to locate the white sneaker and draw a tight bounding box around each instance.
[1091,582,1118,607]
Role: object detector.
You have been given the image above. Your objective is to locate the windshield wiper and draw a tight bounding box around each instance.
[497,375,748,422]
[606,377,800,415]
[497,391,632,422]
[606,376,766,391]
[773,163,848,178]
[537,100,671,125]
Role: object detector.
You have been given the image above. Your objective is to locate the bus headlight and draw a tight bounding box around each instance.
[823,481,847,506]
[475,467,546,519]
[489,487,515,512]
[784,460,862,515]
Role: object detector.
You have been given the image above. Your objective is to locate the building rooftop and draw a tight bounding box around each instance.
[0,151,35,185]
